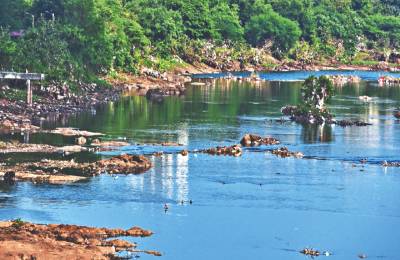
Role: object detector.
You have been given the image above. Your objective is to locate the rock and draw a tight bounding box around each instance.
[394,110,400,119]
[96,154,152,174]
[200,145,242,157]
[358,96,372,102]
[3,171,15,184]
[272,147,304,158]
[300,248,320,257]
[240,134,280,147]
[49,128,104,137]
[0,221,155,259]
[146,89,165,102]
[382,161,400,167]
[335,120,372,127]
[91,138,101,145]
[76,136,87,145]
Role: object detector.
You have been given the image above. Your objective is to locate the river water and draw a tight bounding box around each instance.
[1,71,400,259]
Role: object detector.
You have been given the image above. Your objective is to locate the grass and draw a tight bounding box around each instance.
[11,218,25,228]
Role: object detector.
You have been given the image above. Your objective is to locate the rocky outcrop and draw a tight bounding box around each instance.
[271,147,304,158]
[199,145,242,157]
[0,142,87,154]
[0,154,153,184]
[0,220,159,260]
[327,75,361,85]
[334,120,372,127]
[49,127,104,137]
[96,154,152,174]
[382,161,400,167]
[240,134,280,147]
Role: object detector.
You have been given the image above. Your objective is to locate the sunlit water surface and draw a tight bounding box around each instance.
[1,71,400,259]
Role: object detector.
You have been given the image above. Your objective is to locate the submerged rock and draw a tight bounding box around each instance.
[199,145,242,157]
[271,147,304,158]
[240,134,280,147]
[96,154,152,175]
[334,120,372,127]
[0,154,153,184]
[382,161,400,167]
[300,248,320,257]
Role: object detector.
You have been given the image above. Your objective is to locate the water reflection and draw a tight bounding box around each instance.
[301,124,334,143]
[129,154,189,203]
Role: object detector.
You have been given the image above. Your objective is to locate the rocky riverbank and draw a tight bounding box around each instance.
[0,154,152,184]
[0,220,160,259]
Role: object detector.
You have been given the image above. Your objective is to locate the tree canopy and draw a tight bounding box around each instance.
[0,0,399,82]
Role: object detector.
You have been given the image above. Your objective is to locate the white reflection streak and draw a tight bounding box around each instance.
[176,154,189,202]
[163,154,174,199]
[129,171,144,192]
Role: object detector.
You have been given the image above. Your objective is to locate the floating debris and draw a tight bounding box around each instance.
[240,134,280,147]
[272,147,304,158]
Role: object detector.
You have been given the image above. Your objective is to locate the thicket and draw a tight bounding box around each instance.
[0,0,399,84]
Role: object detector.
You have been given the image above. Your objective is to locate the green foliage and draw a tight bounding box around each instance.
[244,1,301,56]
[0,0,399,85]
[210,2,244,42]
[11,218,26,228]
[301,76,334,110]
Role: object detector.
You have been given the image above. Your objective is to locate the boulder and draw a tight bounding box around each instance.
[240,134,280,147]
[76,136,87,145]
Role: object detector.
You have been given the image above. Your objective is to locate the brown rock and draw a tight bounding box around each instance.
[0,221,155,260]
[76,136,87,145]
[240,134,280,147]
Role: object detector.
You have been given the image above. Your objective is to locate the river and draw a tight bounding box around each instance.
[1,70,400,259]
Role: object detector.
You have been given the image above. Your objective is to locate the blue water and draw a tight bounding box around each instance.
[193,70,400,82]
[1,72,400,259]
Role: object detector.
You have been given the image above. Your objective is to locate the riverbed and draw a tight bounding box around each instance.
[1,71,400,259]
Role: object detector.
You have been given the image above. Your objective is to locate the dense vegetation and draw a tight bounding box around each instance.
[0,0,399,84]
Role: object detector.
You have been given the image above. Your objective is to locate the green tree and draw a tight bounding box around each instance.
[210,2,244,42]
[301,76,334,110]
[244,1,301,56]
